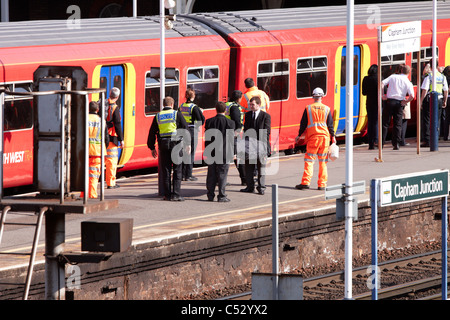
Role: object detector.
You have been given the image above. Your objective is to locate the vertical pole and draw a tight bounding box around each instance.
[160,0,165,110]
[371,179,379,300]
[100,91,105,201]
[344,0,354,300]
[133,0,137,17]
[84,95,89,204]
[417,53,421,155]
[377,33,383,162]
[442,196,448,300]
[272,184,279,300]
[45,212,66,300]
[1,0,9,22]
[431,0,438,151]
[158,0,166,196]
[60,94,65,204]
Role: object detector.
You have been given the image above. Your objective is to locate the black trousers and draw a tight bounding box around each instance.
[382,99,403,147]
[206,163,229,200]
[366,104,378,148]
[244,157,266,192]
[421,96,443,143]
[182,126,198,179]
[159,140,183,198]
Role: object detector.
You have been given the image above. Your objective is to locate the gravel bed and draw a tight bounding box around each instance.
[180,241,444,300]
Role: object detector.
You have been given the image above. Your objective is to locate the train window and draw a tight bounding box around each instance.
[381,53,406,80]
[257,60,289,101]
[3,82,33,131]
[296,57,327,98]
[145,69,180,115]
[411,47,439,85]
[340,55,359,87]
[187,67,219,109]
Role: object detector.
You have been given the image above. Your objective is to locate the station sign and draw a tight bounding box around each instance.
[379,169,449,207]
[378,20,421,56]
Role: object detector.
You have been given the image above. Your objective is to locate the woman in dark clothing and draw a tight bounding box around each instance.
[362,64,379,149]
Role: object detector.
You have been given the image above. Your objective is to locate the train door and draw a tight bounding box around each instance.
[334,46,362,136]
[93,63,136,168]
[100,65,124,157]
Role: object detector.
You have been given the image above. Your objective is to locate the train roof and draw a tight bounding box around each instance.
[188,1,450,34]
[0,15,219,48]
[0,1,449,48]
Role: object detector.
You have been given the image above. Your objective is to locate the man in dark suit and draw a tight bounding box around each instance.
[240,96,271,195]
[204,101,235,202]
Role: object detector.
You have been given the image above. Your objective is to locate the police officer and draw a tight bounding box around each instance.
[147,96,189,201]
[295,88,336,190]
[180,88,205,181]
[241,78,270,113]
[225,90,246,185]
[105,87,124,189]
[420,59,448,147]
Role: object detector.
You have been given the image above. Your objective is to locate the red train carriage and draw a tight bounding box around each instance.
[1,2,450,192]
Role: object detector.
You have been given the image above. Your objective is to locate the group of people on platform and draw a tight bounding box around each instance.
[362,60,450,151]
[86,77,337,201]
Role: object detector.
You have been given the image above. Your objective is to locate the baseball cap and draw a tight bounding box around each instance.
[312,87,324,97]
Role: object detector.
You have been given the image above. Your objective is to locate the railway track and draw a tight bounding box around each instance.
[220,250,449,300]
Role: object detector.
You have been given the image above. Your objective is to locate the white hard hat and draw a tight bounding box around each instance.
[312,87,324,97]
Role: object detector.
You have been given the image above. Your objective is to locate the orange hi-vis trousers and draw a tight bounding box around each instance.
[88,157,101,198]
[106,142,119,187]
[301,136,330,188]
[80,157,102,199]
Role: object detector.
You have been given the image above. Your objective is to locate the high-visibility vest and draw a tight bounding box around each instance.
[156,109,177,138]
[88,113,103,156]
[180,102,196,124]
[225,102,243,123]
[242,87,270,112]
[106,102,120,137]
[428,72,445,93]
[305,102,331,139]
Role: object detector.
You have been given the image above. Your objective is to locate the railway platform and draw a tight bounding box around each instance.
[0,138,449,300]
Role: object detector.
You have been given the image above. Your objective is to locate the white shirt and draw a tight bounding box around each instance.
[382,74,415,100]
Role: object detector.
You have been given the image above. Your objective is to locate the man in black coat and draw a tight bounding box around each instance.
[204,101,235,202]
[239,96,271,195]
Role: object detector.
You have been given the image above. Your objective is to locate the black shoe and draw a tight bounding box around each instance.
[218,197,230,202]
[170,195,185,201]
[421,142,430,147]
[295,184,310,190]
[107,185,120,189]
[393,145,399,150]
[318,186,326,191]
[240,187,255,193]
[162,196,171,201]
[257,189,265,195]
[368,146,374,150]
[207,197,214,202]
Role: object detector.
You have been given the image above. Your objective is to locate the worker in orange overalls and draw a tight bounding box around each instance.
[105,87,124,189]
[81,101,109,198]
[241,77,270,113]
[295,87,336,190]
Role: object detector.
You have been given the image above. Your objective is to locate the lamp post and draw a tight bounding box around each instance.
[158,0,176,195]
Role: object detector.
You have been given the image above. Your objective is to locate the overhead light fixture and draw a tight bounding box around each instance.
[164,0,176,9]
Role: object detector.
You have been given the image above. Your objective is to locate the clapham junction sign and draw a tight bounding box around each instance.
[378,169,449,207]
